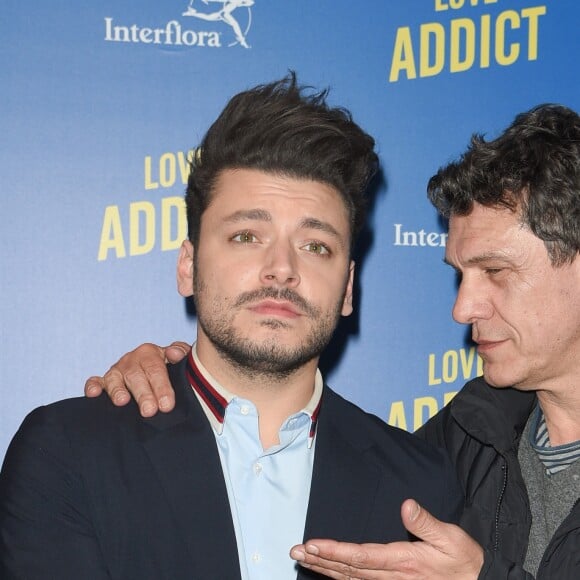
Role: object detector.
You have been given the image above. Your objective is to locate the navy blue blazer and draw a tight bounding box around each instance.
[0,359,463,579]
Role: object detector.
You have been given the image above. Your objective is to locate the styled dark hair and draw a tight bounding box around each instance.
[427,104,580,265]
[186,73,378,251]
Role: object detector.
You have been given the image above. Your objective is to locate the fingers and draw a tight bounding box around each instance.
[400,499,485,577]
[85,370,131,406]
[114,343,177,416]
[102,366,133,407]
[164,341,191,363]
[84,376,106,398]
[291,540,404,579]
[84,342,183,417]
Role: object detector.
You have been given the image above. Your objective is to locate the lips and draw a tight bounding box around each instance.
[249,300,302,318]
[475,339,507,353]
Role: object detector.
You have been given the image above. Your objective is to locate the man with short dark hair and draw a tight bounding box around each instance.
[289,104,580,579]
[0,75,462,580]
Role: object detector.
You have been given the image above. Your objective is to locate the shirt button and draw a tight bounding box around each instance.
[251,552,261,563]
[253,462,263,476]
[240,405,250,415]
[573,474,579,481]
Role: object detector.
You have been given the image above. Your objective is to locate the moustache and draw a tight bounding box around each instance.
[233,288,319,318]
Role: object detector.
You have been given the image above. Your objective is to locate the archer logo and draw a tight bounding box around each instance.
[183,0,255,48]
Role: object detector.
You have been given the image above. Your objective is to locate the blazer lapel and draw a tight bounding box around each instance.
[139,360,241,580]
[301,388,383,544]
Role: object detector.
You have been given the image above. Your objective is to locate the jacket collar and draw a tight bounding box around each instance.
[449,377,537,453]
[301,388,386,544]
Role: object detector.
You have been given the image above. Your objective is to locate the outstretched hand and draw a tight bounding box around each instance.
[84,341,190,417]
[290,499,483,579]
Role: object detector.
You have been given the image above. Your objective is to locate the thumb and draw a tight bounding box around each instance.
[401,499,446,547]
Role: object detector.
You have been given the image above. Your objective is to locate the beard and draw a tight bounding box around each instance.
[193,278,346,380]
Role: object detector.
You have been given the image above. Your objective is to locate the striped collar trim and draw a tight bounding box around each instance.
[185,347,233,432]
[530,405,580,475]
[186,344,323,446]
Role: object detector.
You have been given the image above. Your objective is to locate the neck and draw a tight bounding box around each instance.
[537,387,580,446]
[195,341,318,448]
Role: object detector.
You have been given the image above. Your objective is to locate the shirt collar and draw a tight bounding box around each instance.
[186,343,323,447]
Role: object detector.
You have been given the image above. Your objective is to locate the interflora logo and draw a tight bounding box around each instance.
[104,0,255,49]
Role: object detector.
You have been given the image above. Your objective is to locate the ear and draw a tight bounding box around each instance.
[177,240,195,297]
[341,260,355,317]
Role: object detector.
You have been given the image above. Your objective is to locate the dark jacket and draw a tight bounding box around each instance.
[0,358,463,579]
[417,376,580,579]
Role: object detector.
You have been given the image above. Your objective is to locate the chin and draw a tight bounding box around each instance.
[483,369,532,391]
[482,365,518,389]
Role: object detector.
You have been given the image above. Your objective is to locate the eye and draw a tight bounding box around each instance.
[484,268,503,276]
[302,241,330,255]
[231,231,257,244]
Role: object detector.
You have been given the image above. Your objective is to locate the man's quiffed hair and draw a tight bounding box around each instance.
[427,104,580,265]
[186,72,378,250]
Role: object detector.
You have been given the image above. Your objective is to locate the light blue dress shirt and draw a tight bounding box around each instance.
[189,347,322,580]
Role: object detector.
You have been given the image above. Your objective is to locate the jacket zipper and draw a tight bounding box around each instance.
[493,458,508,552]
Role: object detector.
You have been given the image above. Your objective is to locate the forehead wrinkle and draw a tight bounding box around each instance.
[445,250,518,270]
[223,208,272,223]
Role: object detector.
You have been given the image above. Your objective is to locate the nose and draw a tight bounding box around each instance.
[259,241,301,288]
[452,277,493,324]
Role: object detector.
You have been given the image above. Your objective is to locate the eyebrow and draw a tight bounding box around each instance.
[223,210,344,244]
[223,209,272,223]
[444,251,514,268]
[299,217,342,241]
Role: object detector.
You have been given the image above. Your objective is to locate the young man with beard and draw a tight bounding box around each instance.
[90,104,580,579]
[0,75,462,580]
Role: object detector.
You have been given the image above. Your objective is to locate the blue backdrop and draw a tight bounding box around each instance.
[2,0,578,458]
